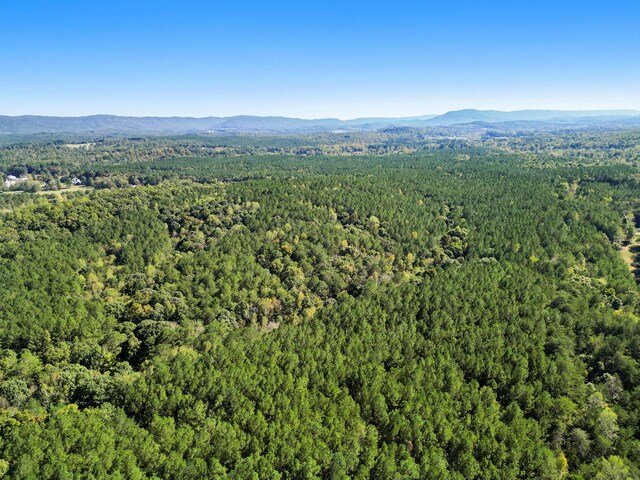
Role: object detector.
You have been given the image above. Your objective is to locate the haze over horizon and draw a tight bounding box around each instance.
[3,108,640,122]
[1,0,639,118]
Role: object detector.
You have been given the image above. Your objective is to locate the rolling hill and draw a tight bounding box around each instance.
[0,110,638,134]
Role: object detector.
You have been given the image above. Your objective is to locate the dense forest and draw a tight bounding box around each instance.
[0,133,639,478]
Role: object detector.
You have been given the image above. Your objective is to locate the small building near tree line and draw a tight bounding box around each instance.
[4,175,29,188]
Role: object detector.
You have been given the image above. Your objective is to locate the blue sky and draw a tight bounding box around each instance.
[1,0,639,118]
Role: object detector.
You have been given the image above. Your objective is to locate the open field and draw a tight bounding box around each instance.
[1,185,93,196]
[621,229,640,277]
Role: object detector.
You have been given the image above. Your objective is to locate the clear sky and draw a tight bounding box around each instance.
[1,0,639,118]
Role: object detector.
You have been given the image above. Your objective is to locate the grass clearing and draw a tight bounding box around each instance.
[621,229,640,276]
[1,185,93,196]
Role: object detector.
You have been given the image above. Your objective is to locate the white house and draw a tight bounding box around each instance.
[4,175,28,188]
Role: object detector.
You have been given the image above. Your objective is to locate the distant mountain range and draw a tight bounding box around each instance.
[1,109,639,134]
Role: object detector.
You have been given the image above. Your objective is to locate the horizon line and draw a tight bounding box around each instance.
[2,108,640,122]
